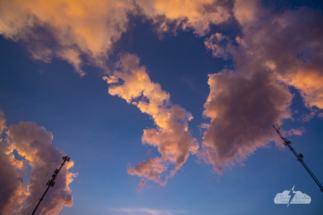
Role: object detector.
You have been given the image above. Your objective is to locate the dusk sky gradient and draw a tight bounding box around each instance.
[0,0,323,215]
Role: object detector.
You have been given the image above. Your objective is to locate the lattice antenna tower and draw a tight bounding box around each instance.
[273,125,323,192]
[31,155,71,215]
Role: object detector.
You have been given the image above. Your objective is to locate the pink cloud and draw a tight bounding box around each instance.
[232,5,323,110]
[200,71,292,172]
[0,109,76,215]
[109,207,186,215]
[201,1,323,172]
[128,157,167,186]
[8,121,77,215]
[0,111,29,215]
[287,127,305,136]
[137,178,146,192]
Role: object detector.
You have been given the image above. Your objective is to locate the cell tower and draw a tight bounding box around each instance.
[31,155,71,215]
[273,125,323,192]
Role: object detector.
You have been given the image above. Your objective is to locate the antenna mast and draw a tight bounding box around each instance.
[31,156,70,215]
[273,125,323,192]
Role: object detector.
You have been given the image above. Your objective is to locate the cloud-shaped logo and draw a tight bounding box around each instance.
[274,185,311,207]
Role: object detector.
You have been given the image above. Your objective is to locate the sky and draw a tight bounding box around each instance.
[0,0,323,215]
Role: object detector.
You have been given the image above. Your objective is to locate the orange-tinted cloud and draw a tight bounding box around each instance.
[0,110,6,132]
[0,0,133,75]
[0,111,29,215]
[233,0,258,25]
[104,54,199,188]
[8,121,76,215]
[0,0,232,191]
[136,0,231,36]
[0,0,231,75]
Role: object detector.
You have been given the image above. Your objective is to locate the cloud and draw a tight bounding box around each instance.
[233,0,258,25]
[199,123,210,129]
[137,178,146,192]
[0,0,134,75]
[109,207,186,215]
[287,127,305,136]
[2,0,320,188]
[0,111,29,215]
[0,0,232,75]
[201,0,323,172]
[0,0,232,190]
[0,110,7,132]
[200,70,292,172]
[0,109,76,215]
[8,121,77,215]
[128,157,166,186]
[104,54,199,187]
[136,0,231,36]
[232,4,323,110]
[204,32,231,59]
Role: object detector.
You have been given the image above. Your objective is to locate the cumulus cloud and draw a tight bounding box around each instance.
[200,71,292,172]
[2,0,321,187]
[8,121,76,215]
[0,0,233,190]
[0,0,133,75]
[233,0,258,25]
[231,4,323,110]
[204,32,232,59]
[0,111,29,215]
[104,54,199,187]
[201,0,323,172]
[136,0,231,36]
[0,0,232,75]
[0,109,76,215]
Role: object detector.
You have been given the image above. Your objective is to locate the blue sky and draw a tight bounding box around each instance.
[0,1,323,215]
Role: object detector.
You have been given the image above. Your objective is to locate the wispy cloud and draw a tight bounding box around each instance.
[108,207,186,215]
[287,127,305,136]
